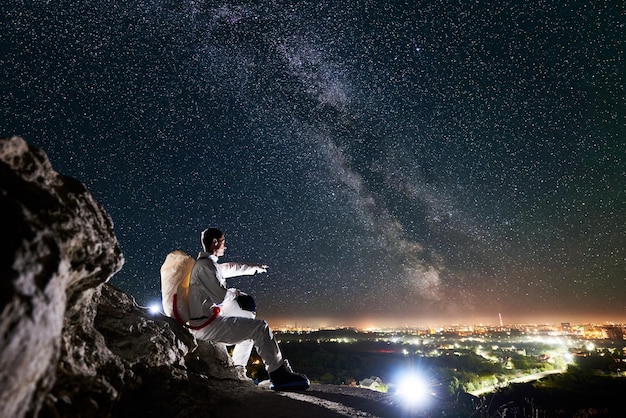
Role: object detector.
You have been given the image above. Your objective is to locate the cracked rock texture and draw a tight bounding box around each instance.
[1,136,124,417]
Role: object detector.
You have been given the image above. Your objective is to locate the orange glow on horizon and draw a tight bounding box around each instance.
[265,313,626,330]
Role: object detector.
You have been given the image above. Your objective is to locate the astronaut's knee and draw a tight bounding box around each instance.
[253,319,273,338]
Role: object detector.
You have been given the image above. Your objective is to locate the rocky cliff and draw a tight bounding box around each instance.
[1,136,124,417]
[0,137,286,417]
[1,137,419,418]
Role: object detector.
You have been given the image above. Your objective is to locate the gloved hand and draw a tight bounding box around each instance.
[253,264,269,274]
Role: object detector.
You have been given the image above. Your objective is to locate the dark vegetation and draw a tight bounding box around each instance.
[478,368,626,417]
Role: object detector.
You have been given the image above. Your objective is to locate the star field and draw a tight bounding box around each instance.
[2,0,624,326]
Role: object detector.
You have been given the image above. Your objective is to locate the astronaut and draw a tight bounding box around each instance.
[187,228,309,391]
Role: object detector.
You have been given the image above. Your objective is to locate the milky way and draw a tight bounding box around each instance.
[3,1,624,325]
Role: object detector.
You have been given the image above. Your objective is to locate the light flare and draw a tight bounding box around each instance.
[393,370,436,409]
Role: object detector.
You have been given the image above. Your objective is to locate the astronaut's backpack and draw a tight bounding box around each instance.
[160,250,195,325]
[160,250,222,330]
[160,250,256,329]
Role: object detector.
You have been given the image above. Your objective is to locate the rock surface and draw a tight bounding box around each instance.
[1,136,447,418]
[46,282,422,418]
[0,136,124,418]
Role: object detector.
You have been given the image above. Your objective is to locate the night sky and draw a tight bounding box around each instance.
[3,1,624,327]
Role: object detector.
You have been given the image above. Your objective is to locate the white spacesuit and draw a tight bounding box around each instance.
[186,228,309,391]
[188,252,267,368]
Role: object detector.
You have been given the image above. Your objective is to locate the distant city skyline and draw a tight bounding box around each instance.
[264,313,626,331]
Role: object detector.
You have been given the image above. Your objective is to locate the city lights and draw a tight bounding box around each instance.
[274,320,626,398]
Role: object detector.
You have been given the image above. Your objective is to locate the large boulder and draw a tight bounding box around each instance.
[44,282,250,418]
[0,136,124,417]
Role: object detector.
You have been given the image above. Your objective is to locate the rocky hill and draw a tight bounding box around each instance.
[2,137,458,418]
